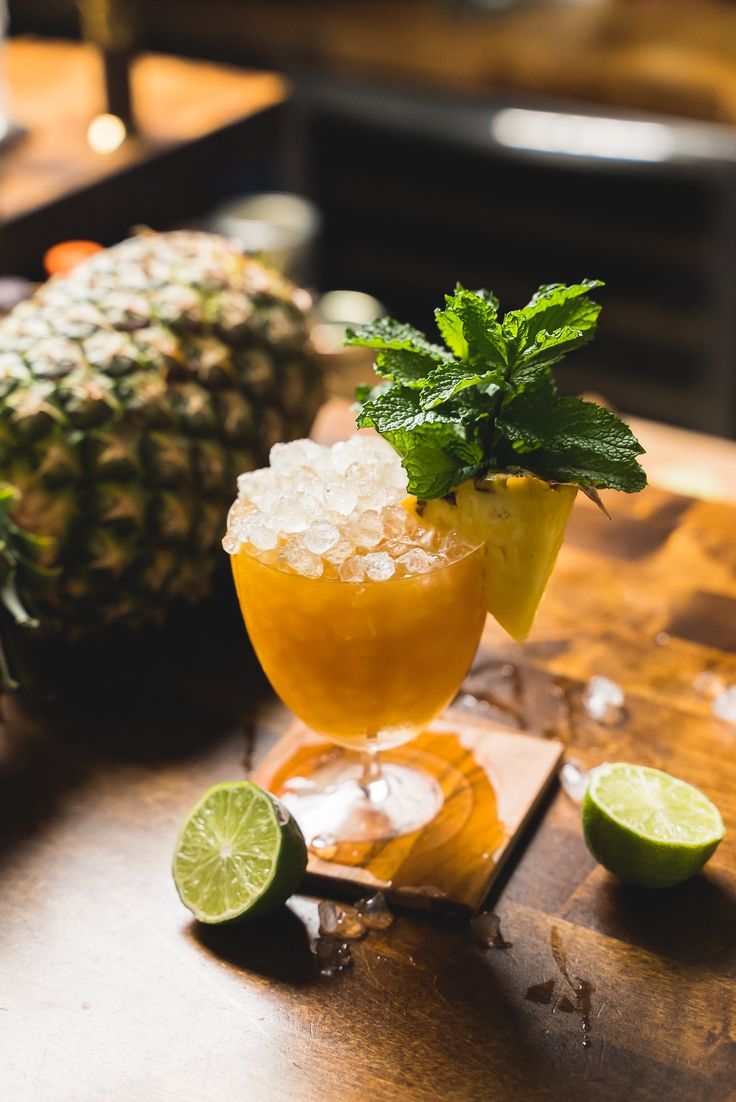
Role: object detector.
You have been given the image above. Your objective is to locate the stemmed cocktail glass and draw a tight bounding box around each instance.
[225,436,486,844]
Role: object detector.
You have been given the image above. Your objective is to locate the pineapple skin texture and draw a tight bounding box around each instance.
[0,232,323,631]
[418,474,577,642]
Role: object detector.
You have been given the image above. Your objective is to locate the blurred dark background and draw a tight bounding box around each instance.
[4,0,736,436]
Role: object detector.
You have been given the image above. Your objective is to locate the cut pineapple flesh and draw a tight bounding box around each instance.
[415,474,577,642]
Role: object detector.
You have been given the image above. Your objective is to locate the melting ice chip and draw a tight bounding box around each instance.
[693,671,727,700]
[712,685,736,726]
[311,935,353,975]
[582,676,626,726]
[318,900,366,939]
[356,891,394,930]
[559,760,591,804]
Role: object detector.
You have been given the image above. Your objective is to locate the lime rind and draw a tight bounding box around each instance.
[587,763,724,848]
[172,781,305,924]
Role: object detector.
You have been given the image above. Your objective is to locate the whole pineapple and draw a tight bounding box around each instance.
[0,231,323,665]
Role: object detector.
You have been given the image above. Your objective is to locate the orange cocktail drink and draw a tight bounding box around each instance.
[224,434,486,842]
[232,540,485,751]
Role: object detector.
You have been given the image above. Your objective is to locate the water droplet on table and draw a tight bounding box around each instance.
[470,911,512,949]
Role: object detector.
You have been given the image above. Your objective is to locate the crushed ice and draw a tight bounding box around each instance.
[559,760,591,804]
[356,891,394,930]
[713,685,736,726]
[318,900,366,940]
[582,675,626,727]
[311,935,353,975]
[312,892,394,976]
[223,436,473,580]
[692,670,727,700]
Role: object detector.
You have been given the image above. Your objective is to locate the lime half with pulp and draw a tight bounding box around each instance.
[172,781,307,923]
[582,762,724,888]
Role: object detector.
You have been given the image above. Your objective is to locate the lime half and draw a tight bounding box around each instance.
[172,781,307,923]
[582,762,724,888]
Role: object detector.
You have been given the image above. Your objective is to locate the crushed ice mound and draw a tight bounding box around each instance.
[223,436,474,580]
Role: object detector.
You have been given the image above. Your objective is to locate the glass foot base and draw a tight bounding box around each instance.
[280,756,444,845]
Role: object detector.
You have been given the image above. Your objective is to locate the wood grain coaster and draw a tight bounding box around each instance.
[253,712,563,915]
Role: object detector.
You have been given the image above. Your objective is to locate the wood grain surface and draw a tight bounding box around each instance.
[1,405,736,1101]
[254,717,562,913]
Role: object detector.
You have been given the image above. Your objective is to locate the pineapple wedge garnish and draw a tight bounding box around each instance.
[413,474,577,641]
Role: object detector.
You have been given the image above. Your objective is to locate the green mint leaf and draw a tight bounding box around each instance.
[374,348,444,384]
[356,385,425,433]
[500,310,530,367]
[419,363,504,409]
[357,384,469,434]
[518,281,603,343]
[345,318,447,359]
[383,423,485,499]
[497,384,646,492]
[347,319,450,383]
[474,288,500,312]
[435,288,506,368]
[350,278,646,497]
[518,324,599,372]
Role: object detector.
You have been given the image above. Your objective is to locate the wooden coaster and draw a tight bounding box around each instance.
[254,711,563,915]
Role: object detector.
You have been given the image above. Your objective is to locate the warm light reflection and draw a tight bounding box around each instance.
[86,113,127,154]
[491,108,674,163]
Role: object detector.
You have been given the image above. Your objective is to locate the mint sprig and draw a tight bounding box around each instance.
[347,280,646,499]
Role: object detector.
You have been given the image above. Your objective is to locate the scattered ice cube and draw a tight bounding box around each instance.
[713,685,736,725]
[318,900,366,939]
[582,676,626,726]
[303,520,340,556]
[693,671,727,700]
[309,834,338,860]
[356,891,394,930]
[312,935,353,975]
[559,759,591,804]
[363,552,396,582]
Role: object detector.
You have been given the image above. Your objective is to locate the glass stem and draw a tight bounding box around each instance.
[359,749,383,799]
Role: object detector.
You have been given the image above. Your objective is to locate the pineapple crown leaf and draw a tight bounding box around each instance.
[346,281,646,500]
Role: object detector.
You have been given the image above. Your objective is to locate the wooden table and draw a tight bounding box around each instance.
[2,402,736,1101]
[1,40,287,276]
